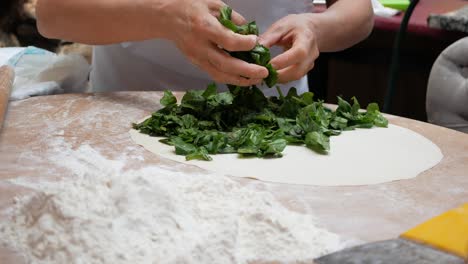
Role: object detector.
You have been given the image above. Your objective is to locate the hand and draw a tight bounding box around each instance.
[259,14,319,84]
[160,0,269,86]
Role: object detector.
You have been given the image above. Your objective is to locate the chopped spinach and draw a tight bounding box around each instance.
[133,84,388,161]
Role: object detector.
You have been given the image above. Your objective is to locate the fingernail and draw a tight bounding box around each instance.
[258,36,266,46]
[252,79,262,84]
[257,36,263,44]
[254,68,268,79]
[249,35,258,43]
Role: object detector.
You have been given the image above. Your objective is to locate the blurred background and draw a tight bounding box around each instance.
[0,0,91,62]
[309,0,467,123]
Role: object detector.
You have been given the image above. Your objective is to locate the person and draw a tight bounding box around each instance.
[35,0,373,96]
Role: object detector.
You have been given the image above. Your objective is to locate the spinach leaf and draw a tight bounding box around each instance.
[305,131,330,153]
[161,90,177,107]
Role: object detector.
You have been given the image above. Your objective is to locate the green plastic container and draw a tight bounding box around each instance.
[379,0,410,11]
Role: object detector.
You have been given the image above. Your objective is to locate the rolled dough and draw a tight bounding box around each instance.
[129,124,443,186]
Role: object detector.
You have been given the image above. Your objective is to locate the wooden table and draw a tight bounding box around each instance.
[0,92,467,262]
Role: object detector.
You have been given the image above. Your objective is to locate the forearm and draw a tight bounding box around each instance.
[310,0,374,52]
[36,0,169,44]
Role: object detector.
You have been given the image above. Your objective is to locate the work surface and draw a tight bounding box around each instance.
[0,92,467,257]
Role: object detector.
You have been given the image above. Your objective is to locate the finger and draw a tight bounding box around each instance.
[208,46,269,79]
[269,42,310,70]
[208,0,228,12]
[231,10,247,25]
[277,62,314,83]
[270,29,319,69]
[190,54,262,86]
[259,31,284,49]
[204,16,257,51]
[208,1,247,25]
[203,61,263,86]
[258,20,289,48]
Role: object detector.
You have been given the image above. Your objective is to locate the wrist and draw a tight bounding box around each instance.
[304,13,327,52]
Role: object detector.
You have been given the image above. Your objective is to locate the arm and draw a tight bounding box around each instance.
[36,0,166,45]
[260,0,373,83]
[36,0,268,86]
[318,0,374,52]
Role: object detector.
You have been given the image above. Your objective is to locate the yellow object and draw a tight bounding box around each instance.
[401,203,468,259]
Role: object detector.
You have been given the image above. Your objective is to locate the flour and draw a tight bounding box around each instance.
[0,145,343,264]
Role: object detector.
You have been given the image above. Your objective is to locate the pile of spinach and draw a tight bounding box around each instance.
[132,6,388,161]
[133,85,388,161]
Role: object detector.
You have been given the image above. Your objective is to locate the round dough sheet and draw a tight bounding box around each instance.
[129,124,443,186]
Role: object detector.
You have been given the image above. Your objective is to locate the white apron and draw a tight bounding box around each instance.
[90,0,314,96]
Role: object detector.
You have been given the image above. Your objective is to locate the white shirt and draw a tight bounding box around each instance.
[90,0,313,96]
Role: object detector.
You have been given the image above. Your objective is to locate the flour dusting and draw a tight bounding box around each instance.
[0,144,342,264]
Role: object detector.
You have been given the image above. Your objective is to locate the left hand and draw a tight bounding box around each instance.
[259,14,319,84]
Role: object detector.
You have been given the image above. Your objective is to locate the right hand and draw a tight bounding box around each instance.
[157,0,269,86]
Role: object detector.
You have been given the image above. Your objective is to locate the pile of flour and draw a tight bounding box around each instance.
[0,145,342,264]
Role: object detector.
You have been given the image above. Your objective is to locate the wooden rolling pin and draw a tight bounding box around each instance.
[0,65,14,129]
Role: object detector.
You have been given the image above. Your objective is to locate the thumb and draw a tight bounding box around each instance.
[259,28,283,48]
[216,29,258,51]
[207,15,257,51]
